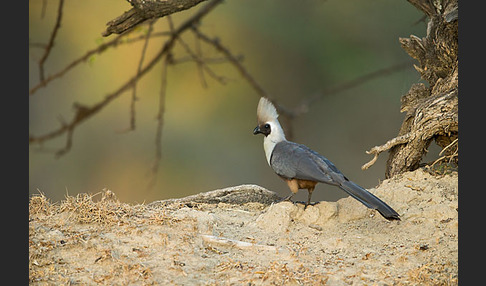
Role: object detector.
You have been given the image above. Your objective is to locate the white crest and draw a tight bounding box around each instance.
[257,97,279,124]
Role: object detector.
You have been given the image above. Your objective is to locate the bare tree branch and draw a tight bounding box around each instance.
[149,54,169,188]
[102,0,208,37]
[192,27,268,100]
[29,29,176,96]
[177,36,229,85]
[30,32,129,95]
[194,30,208,88]
[119,20,157,133]
[290,60,414,117]
[38,0,65,82]
[29,0,224,157]
[148,18,173,189]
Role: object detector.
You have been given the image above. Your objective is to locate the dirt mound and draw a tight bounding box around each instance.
[29,168,457,285]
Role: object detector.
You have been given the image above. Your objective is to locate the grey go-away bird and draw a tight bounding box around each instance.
[253,97,400,220]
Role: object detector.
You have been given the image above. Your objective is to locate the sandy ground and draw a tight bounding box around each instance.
[29,167,457,285]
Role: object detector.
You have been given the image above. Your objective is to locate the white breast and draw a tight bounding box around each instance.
[263,137,277,165]
[262,120,286,165]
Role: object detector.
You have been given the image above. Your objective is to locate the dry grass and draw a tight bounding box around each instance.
[30,188,182,226]
[29,190,54,217]
[57,189,140,225]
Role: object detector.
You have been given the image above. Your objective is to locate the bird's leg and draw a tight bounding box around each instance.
[304,187,315,210]
[277,179,300,204]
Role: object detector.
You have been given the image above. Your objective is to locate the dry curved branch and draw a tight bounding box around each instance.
[361,133,412,170]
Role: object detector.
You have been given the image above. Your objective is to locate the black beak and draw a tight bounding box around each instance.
[253,125,261,135]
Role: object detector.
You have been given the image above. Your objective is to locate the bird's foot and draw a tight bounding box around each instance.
[276,196,317,210]
[296,201,318,210]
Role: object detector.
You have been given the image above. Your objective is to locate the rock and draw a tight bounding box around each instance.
[148,184,281,207]
[255,201,297,232]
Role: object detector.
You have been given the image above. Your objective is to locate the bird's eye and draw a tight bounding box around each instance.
[264,124,270,129]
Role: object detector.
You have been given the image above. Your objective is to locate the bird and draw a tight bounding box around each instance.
[252,97,400,221]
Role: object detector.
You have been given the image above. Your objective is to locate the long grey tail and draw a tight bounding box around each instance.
[339,180,400,220]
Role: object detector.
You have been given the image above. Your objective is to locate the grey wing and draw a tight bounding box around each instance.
[270,141,344,185]
[269,141,299,178]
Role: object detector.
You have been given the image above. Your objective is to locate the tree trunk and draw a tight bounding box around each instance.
[363,0,458,178]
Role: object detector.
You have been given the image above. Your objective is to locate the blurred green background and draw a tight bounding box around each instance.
[29,0,428,204]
